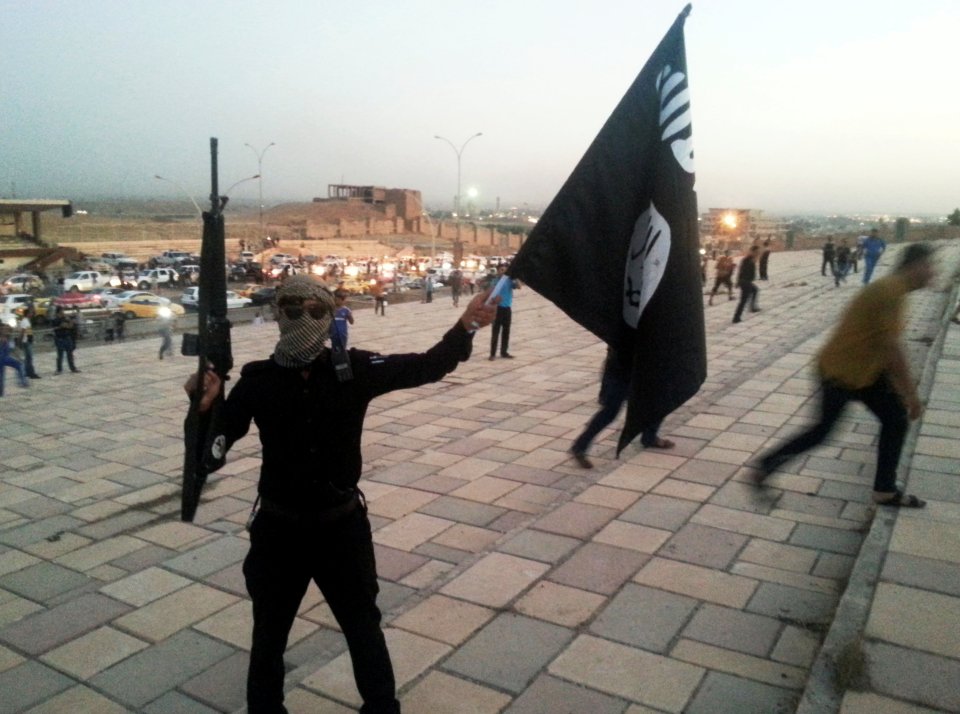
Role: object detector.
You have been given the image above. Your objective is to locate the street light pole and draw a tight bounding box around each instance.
[434,133,482,218]
[153,175,203,218]
[244,142,276,242]
[434,132,482,268]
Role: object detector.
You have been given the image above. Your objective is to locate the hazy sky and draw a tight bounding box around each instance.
[3,0,958,215]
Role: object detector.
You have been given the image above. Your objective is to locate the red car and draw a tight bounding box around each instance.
[52,292,102,310]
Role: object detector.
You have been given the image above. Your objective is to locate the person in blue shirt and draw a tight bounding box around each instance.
[332,289,354,348]
[861,228,886,284]
[489,264,518,360]
[0,325,29,396]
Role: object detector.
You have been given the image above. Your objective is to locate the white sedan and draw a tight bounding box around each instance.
[180,288,253,310]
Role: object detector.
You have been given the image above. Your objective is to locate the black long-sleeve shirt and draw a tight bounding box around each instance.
[736,255,756,288]
[221,321,473,510]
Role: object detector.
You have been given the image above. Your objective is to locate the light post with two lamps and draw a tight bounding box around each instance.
[154,173,259,245]
[244,142,276,243]
[434,132,482,268]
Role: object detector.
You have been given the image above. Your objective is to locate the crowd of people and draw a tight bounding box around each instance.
[2,235,952,713]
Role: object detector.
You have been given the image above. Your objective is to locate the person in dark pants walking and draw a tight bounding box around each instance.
[755,243,935,508]
[50,306,80,373]
[732,245,760,323]
[569,347,674,468]
[758,238,771,280]
[158,318,174,360]
[821,237,836,276]
[185,275,497,714]
[489,264,518,360]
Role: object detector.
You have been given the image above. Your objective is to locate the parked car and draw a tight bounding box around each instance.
[180,287,253,310]
[156,250,191,267]
[240,251,256,262]
[52,292,102,310]
[235,283,261,298]
[269,253,296,265]
[102,290,171,310]
[63,270,112,292]
[1,294,34,326]
[118,295,186,320]
[136,268,179,290]
[248,286,277,306]
[178,265,201,285]
[88,287,126,302]
[100,252,132,266]
[2,273,44,292]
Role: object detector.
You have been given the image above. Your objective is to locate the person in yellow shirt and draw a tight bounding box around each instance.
[755,242,935,508]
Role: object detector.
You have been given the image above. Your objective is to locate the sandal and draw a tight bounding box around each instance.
[874,489,926,508]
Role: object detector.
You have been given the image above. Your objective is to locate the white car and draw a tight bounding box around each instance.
[180,287,253,310]
[63,270,112,292]
[0,294,33,326]
[2,274,44,292]
[136,268,179,290]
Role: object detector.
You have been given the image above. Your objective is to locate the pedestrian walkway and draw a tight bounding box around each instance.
[0,245,956,713]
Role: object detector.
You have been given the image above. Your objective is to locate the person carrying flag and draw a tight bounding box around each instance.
[570,347,675,468]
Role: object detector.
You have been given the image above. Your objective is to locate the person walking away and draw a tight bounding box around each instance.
[755,242,936,508]
[16,306,40,379]
[708,250,736,306]
[449,268,463,308]
[184,275,498,714]
[834,239,852,287]
[332,289,354,348]
[732,245,760,323]
[758,238,772,280]
[113,311,126,342]
[50,306,80,373]
[0,325,29,396]
[851,235,863,273]
[370,280,387,316]
[861,228,887,284]
[489,264,519,360]
[158,317,175,360]
[569,347,675,468]
[821,237,836,277]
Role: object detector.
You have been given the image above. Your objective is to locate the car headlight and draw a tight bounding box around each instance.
[157,306,173,319]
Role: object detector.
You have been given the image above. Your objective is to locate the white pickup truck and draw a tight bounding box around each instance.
[156,250,191,267]
[63,270,113,292]
[136,268,179,290]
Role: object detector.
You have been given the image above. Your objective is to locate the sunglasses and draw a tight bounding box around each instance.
[276,298,328,320]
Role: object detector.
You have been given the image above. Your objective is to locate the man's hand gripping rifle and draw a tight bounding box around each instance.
[181,138,234,522]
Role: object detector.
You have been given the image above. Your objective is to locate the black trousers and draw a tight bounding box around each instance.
[244,507,399,714]
[490,306,512,356]
[763,374,907,493]
[732,284,759,321]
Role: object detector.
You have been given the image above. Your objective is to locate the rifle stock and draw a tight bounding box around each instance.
[182,137,233,522]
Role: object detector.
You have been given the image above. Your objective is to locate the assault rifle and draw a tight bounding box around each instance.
[181,137,233,521]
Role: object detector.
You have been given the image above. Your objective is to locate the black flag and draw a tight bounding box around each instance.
[509,5,704,454]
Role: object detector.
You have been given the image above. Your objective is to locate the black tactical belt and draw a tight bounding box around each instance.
[258,492,360,525]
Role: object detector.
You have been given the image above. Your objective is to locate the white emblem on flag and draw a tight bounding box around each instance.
[623,202,670,328]
[657,65,694,174]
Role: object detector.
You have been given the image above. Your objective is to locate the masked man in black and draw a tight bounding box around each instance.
[186,275,496,713]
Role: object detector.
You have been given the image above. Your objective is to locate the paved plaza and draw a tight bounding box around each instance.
[1,245,958,713]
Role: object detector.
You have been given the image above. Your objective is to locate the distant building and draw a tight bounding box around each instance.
[315,185,424,232]
[701,208,788,249]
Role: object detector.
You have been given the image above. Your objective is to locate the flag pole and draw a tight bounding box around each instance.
[486,275,511,304]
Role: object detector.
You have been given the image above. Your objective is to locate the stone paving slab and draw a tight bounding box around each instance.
[0,244,958,712]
